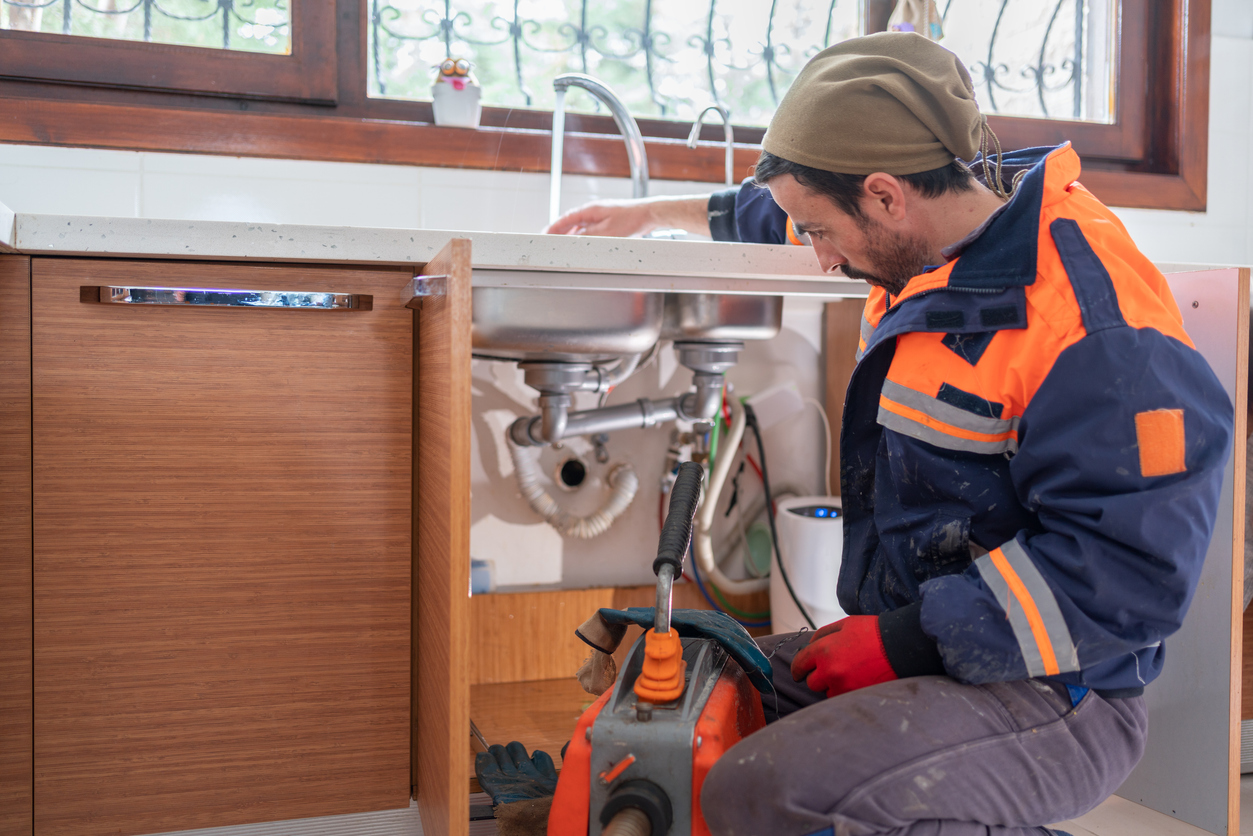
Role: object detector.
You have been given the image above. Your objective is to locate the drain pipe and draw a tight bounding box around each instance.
[511,342,740,446]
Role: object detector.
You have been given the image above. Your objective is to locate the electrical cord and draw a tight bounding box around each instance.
[688,542,770,628]
[744,402,816,630]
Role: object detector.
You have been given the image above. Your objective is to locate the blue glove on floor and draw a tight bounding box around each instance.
[474,742,558,806]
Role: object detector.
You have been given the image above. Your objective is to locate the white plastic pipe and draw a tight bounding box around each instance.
[509,438,638,539]
[695,397,769,594]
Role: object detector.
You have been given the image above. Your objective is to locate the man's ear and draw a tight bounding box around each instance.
[861,173,908,223]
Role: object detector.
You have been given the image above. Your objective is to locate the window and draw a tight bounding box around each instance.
[942,0,1116,123]
[0,0,1210,211]
[1,0,291,53]
[365,0,1116,127]
[368,0,861,127]
[0,0,332,101]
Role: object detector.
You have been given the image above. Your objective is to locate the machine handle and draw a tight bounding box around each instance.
[81,285,372,310]
[653,461,703,576]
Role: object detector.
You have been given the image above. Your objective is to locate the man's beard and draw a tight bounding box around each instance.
[839,216,933,296]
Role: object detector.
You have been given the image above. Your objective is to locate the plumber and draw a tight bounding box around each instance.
[548,32,1234,836]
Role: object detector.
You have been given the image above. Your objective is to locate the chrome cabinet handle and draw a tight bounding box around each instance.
[80,285,373,311]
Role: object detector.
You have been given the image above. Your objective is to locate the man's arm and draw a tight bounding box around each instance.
[544,195,711,237]
[543,180,797,246]
[917,325,1233,686]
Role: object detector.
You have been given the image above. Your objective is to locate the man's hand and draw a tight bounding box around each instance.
[544,195,712,237]
[790,615,899,698]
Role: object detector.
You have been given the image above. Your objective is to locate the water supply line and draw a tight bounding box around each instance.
[694,397,769,594]
[509,440,639,539]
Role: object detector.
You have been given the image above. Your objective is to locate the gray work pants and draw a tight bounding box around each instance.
[701,632,1148,836]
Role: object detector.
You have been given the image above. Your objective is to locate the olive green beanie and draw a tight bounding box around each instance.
[761,32,983,175]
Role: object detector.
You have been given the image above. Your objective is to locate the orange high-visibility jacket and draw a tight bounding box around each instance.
[830,144,1232,692]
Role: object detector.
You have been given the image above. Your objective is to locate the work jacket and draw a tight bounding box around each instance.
[715,144,1233,693]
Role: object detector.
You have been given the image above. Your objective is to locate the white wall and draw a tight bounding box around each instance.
[0,142,720,231]
[1,12,1248,591]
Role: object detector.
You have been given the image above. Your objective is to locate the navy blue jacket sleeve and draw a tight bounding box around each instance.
[918,325,1233,686]
[707,179,790,244]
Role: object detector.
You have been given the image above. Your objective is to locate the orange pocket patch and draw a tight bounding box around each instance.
[1135,409,1186,477]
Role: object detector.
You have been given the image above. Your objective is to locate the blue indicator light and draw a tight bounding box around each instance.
[815,508,827,517]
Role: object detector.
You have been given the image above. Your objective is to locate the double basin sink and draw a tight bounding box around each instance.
[471,288,783,361]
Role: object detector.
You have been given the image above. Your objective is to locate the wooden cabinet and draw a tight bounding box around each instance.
[0,255,33,836]
[2,255,419,836]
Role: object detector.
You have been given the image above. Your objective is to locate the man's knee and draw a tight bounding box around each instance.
[700,727,817,836]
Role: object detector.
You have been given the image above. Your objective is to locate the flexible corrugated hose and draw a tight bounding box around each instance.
[509,438,638,539]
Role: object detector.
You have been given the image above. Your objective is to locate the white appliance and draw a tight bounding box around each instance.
[770,495,847,635]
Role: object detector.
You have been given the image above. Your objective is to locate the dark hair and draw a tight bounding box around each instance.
[752,151,975,218]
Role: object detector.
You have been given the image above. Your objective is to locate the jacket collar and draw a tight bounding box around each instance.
[890,143,1075,303]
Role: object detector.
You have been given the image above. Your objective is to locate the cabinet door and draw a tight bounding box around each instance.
[413,240,472,836]
[0,254,32,836]
[32,259,413,836]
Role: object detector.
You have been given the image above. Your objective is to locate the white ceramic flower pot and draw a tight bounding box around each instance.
[431,80,482,128]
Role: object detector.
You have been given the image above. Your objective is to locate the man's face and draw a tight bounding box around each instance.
[767,174,932,296]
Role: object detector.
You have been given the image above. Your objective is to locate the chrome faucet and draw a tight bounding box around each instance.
[549,74,649,224]
[687,104,735,186]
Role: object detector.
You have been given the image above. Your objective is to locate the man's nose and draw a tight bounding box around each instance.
[814,242,845,274]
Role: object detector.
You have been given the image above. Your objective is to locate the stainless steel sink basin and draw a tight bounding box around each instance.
[661,293,783,341]
[471,287,664,362]
[471,288,784,364]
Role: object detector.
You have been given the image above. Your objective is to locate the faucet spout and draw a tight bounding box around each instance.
[687,104,735,186]
[550,74,649,224]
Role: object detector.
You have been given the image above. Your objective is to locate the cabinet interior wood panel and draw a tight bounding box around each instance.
[32,258,413,836]
[468,583,770,686]
[823,299,863,498]
[414,240,472,836]
[0,255,32,836]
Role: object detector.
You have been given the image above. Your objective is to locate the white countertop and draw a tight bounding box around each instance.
[4,210,869,297]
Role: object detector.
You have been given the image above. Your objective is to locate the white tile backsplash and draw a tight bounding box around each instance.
[0,163,140,218]
[142,170,422,228]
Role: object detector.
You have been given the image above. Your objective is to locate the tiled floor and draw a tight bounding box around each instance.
[1049,776,1253,835]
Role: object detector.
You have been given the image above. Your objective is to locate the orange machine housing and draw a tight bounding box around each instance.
[547,659,766,836]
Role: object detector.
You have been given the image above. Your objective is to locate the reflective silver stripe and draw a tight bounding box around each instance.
[877,405,1017,454]
[977,539,1080,677]
[881,380,1015,436]
[877,379,1020,455]
[976,553,1048,677]
[854,315,873,362]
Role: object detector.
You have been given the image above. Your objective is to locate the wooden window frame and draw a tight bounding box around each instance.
[0,3,336,103]
[0,0,1208,211]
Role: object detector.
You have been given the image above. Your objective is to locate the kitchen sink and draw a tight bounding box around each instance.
[661,293,782,342]
[471,287,664,362]
[471,288,783,363]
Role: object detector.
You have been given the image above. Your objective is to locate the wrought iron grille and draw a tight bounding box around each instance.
[368,0,1115,127]
[0,0,290,53]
